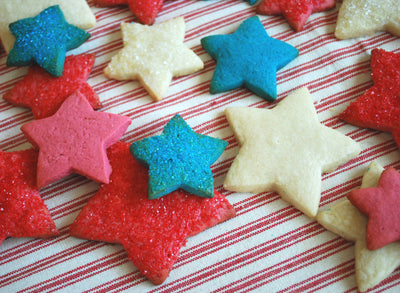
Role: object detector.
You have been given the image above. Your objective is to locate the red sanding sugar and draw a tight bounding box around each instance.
[3,54,101,119]
[339,49,400,148]
[94,0,165,25]
[257,0,336,31]
[70,141,235,285]
[0,149,58,245]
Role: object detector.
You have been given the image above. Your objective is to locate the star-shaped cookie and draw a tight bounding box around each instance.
[3,54,101,119]
[130,114,228,199]
[0,0,96,54]
[256,0,336,32]
[104,17,204,102]
[7,5,91,77]
[223,87,360,218]
[339,49,400,150]
[317,161,400,292]
[201,16,298,102]
[21,91,131,188]
[70,141,236,285]
[0,148,59,246]
[335,0,400,39]
[94,0,164,25]
[347,167,400,250]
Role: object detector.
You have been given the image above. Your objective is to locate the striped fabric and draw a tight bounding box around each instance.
[1,0,400,292]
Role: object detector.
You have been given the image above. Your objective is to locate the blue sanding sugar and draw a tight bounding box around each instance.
[130,114,228,199]
[6,5,90,77]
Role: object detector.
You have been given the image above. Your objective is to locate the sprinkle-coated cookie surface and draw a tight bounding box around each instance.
[0,0,96,53]
[339,49,400,150]
[94,0,165,25]
[335,0,400,39]
[0,148,59,246]
[257,0,336,31]
[70,141,236,285]
[6,5,91,77]
[130,114,227,199]
[104,17,204,101]
[3,54,101,119]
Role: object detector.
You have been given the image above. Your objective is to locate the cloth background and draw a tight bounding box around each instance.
[1,0,400,292]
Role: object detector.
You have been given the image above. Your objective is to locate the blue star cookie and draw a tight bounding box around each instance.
[6,5,90,77]
[201,16,299,101]
[130,114,228,199]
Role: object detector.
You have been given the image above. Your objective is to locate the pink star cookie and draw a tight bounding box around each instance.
[347,167,400,250]
[21,91,131,188]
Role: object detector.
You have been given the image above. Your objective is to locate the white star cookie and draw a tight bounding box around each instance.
[104,17,204,101]
[223,87,360,218]
[0,0,96,53]
[317,161,400,292]
[335,0,400,39]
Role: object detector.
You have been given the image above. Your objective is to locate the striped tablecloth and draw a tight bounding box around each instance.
[1,0,400,292]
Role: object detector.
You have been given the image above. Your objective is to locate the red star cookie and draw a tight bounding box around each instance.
[3,54,101,119]
[21,91,131,188]
[347,167,400,250]
[70,141,236,285]
[0,148,59,246]
[257,0,336,31]
[94,0,165,25]
[339,49,400,149]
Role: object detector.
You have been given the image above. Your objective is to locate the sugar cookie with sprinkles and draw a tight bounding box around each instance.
[93,0,165,25]
[70,141,236,285]
[0,148,59,246]
[256,0,336,32]
[339,49,400,150]
[3,54,101,119]
[0,0,96,54]
[104,17,204,102]
[335,0,400,39]
[130,114,228,199]
[6,5,91,77]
